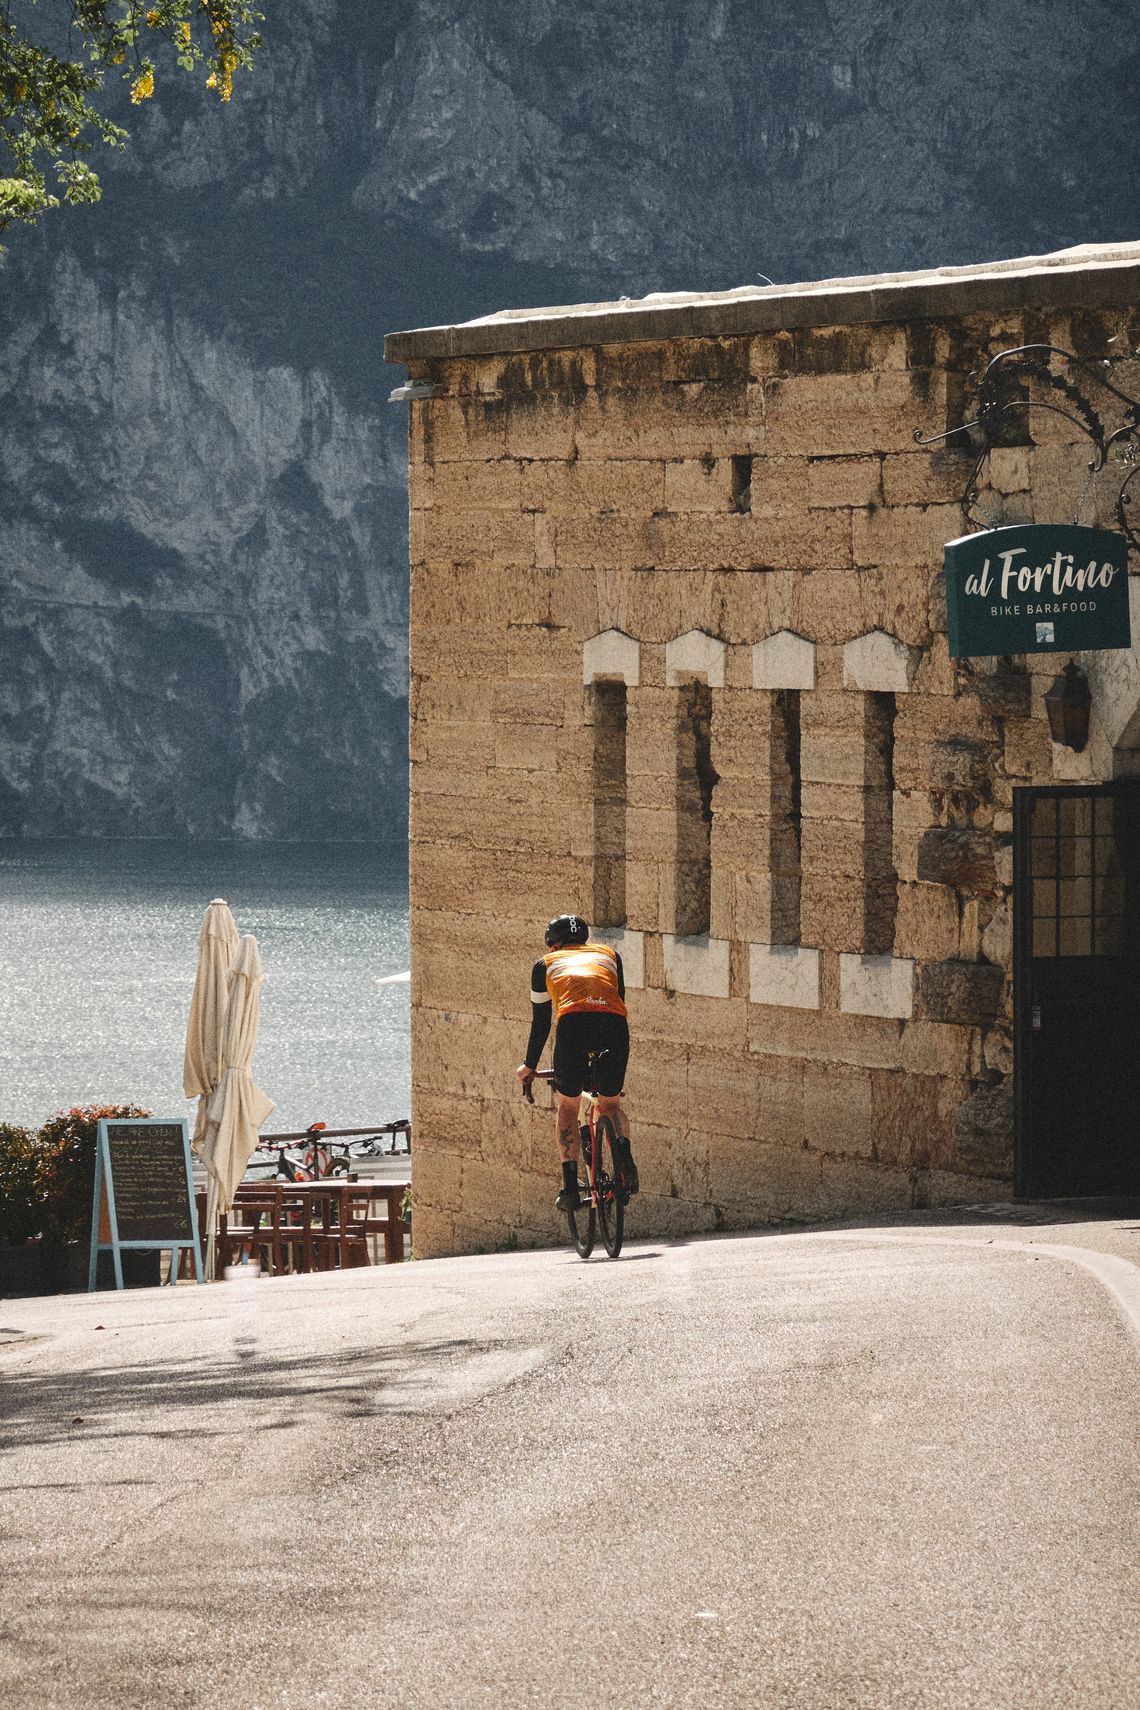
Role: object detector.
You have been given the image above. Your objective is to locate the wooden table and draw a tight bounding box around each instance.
[190,1180,410,1276]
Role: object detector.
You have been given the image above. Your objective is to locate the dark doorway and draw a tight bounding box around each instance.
[1014,783,1140,1198]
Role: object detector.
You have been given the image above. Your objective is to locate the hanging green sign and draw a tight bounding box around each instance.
[944,524,1131,660]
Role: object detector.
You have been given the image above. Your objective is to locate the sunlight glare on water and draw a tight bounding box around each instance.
[0,840,409,1134]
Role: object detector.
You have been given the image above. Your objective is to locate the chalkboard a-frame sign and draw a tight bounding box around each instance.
[88,1118,204,1290]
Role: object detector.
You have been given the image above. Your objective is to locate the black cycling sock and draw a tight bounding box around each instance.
[562,1160,578,1190]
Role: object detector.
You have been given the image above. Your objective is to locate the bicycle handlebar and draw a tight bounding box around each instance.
[521,1068,554,1104]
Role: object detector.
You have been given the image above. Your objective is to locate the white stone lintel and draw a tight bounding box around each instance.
[665,629,726,688]
[843,630,918,694]
[662,933,730,998]
[748,943,821,1010]
[838,953,914,1019]
[592,926,645,991]
[584,628,640,687]
[752,630,816,692]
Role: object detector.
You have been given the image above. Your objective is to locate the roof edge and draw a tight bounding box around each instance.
[384,244,1140,367]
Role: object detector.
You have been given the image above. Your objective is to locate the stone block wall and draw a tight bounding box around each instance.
[404,300,1136,1257]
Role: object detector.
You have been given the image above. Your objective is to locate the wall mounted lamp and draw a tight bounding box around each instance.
[1043,660,1092,752]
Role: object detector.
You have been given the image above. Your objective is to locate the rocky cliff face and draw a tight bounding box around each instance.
[1,0,1136,837]
[0,248,407,838]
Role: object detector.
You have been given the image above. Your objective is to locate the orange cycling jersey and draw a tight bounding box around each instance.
[541,942,628,1021]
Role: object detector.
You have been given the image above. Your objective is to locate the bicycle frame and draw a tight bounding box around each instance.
[527,1068,605,1208]
[523,1061,627,1258]
[305,1139,352,1176]
[270,1137,350,1182]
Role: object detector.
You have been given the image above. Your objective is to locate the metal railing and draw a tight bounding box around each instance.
[251,1120,411,1181]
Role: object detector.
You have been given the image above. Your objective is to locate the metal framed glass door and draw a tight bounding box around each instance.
[1013,783,1140,1198]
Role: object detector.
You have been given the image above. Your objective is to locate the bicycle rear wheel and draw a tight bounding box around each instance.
[594,1115,625,1259]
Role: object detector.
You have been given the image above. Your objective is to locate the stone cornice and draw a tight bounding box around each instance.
[384,243,1140,367]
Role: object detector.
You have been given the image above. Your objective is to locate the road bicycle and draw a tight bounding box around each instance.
[523,1063,627,1260]
[248,1119,413,1183]
[267,1128,353,1182]
[349,1119,412,1158]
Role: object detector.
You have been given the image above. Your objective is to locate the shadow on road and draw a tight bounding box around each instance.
[736,1195,1140,1241]
[0,1335,500,1451]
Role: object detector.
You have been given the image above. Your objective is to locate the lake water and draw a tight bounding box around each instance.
[0,840,410,1135]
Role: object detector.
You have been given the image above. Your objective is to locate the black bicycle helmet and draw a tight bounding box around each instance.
[544,913,589,949]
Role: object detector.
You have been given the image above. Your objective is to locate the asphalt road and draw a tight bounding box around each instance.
[1,1209,1138,1710]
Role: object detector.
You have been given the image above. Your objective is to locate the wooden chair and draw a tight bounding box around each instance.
[335,1186,375,1269]
[306,1186,371,1270]
[217,1195,279,1273]
[178,1192,209,1280]
[183,1201,253,1275]
[237,1186,293,1275]
[361,1185,411,1264]
[275,1191,315,1274]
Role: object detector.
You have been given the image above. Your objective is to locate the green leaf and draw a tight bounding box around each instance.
[0,0,264,237]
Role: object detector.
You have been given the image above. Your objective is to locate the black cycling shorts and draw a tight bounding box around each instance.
[552,1011,629,1099]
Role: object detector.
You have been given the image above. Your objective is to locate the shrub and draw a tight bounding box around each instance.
[0,1124,44,1246]
[36,1104,150,1244]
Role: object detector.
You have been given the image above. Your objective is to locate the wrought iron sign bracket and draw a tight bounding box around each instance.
[914,344,1140,553]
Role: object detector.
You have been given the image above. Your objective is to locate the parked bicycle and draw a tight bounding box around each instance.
[270,1143,306,1182]
[349,1119,412,1158]
[269,1123,348,1180]
[523,1063,628,1259]
[249,1119,413,1185]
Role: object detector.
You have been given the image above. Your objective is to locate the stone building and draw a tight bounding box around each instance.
[385,245,1140,1258]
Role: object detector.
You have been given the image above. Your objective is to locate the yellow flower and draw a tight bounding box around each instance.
[205,47,237,99]
[130,67,155,102]
[180,20,191,42]
[13,82,27,101]
[146,8,159,23]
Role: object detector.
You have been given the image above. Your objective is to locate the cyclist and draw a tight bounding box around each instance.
[516,913,639,1212]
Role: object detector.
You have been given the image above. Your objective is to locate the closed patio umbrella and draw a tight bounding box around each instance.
[183,898,241,1153]
[198,933,275,1278]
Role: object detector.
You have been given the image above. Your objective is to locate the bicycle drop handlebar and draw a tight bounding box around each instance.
[521,1068,555,1105]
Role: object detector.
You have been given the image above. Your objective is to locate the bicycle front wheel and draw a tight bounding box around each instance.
[594,1115,625,1259]
[566,1197,595,1258]
[566,1125,595,1258]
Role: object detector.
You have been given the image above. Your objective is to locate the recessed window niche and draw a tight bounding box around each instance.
[730,454,754,514]
[770,687,802,944]
[591,680,627,928]
[676,680,719,937]
[863,690,898,955]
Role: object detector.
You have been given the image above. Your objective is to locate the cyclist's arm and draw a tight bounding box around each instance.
[615,951,625,1001]
[524,957,552,1070]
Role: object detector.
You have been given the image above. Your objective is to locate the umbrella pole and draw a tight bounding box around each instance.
[205,1176,219,1282]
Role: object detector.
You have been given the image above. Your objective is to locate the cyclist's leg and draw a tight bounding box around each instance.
[548,1092,584,1210]
[555,1093,581,1163]
[595,1095,637,1189]
[595,1093,627,1129]
[551,1016,589,1210]
[593,1015,637,1192]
